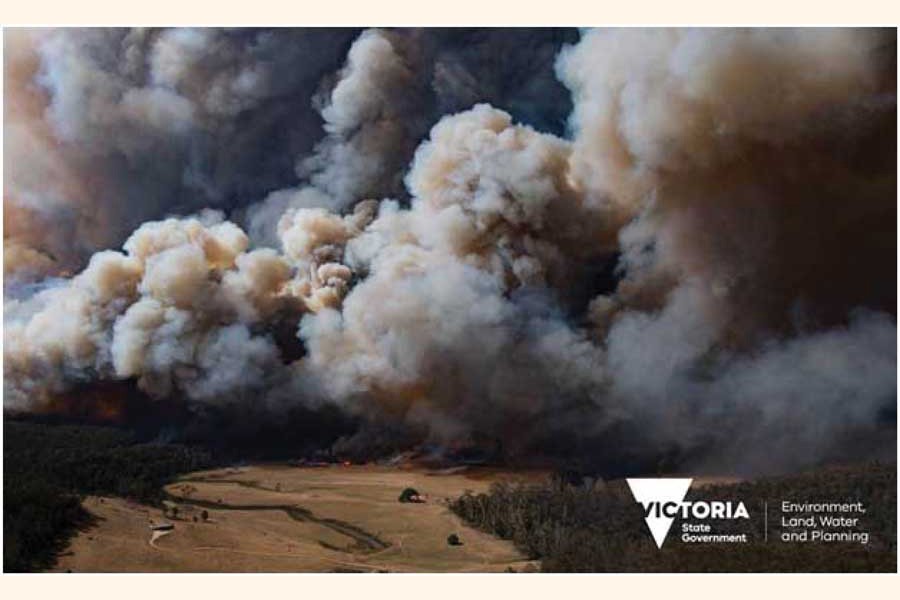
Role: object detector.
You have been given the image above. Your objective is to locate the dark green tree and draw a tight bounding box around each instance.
[398,487,420,503]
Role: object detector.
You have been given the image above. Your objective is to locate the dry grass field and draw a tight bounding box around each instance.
[51,464,544,572]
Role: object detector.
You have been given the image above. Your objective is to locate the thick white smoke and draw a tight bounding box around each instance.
[4,28,896,473]
[557,28,896,337]
[6,213,284,407]
[299,29,428,205]
[293,106,613,429]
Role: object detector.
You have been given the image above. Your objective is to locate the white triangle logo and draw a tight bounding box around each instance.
[626,478,693,549]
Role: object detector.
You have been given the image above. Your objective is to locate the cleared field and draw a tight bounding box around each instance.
[52,464,543,573]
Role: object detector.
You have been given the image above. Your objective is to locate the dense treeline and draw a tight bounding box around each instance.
[4,420,212,572]
[4,479,92,572]
[450,463,897,572]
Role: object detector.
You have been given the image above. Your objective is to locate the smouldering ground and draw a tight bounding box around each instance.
[52,464,543,573]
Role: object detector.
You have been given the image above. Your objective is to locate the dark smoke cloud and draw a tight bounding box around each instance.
[5,28,360,280]
[4,28,896,476]
[6,27,578,279]
[244,27,579,246]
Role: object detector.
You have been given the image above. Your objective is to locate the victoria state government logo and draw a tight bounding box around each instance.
[626,478,750,548]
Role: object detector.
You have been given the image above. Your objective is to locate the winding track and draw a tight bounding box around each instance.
[166,480,391,554]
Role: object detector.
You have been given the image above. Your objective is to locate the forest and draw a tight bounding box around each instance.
[4,419,212,572]
[450,463,897,572]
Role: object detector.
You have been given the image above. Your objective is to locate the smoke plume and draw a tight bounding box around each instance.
[4,28,896,474]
